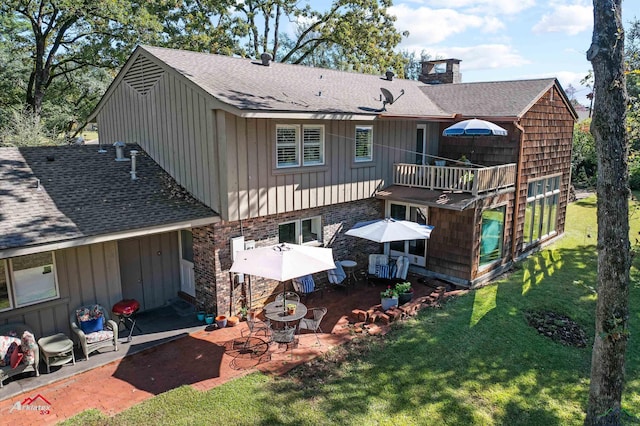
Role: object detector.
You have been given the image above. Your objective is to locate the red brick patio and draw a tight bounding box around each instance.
[0,275,458,425]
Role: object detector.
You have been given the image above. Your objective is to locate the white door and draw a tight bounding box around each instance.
[179,230,195,297]
[387,203,428,267]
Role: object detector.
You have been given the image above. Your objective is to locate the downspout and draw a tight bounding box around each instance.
[511,121,526,262]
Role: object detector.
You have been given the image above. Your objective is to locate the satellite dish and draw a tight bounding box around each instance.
[380,88,405,111]
[381,88,395,105]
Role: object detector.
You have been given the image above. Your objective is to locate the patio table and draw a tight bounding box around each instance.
[263,301,307,323]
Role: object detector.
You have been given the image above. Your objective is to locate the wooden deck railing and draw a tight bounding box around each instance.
[393,163,517,195]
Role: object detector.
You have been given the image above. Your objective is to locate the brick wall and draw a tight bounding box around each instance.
[192,198,384,316]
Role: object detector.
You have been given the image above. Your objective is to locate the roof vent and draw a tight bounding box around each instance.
[113,141,130,162]
[385,70,394,81]
[130,150,139,180]
[260,52,273,66]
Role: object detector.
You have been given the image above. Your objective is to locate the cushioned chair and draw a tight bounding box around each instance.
[292,274,323,299]
[70,304,118,360]
[298,307,328,345]
[368,255,410,285]
[0,323,40,388]
[327,262,348,293]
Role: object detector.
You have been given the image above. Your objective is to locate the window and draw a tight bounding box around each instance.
[276,124,325,168]
[480,206,506,267]
[523,175,561,248]
[278,216,322,245]
[181,230,193,263]
[355,126,373,162]
[1,252,59,311]
[303,126,324,166]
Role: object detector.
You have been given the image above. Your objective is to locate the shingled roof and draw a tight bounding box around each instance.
[0,145,218,254]
[420,78,574,118]
[120,46,451,119]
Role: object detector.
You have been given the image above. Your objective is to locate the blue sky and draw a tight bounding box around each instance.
[307,0,640,106]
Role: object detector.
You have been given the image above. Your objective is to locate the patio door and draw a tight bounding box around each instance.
[387,203,428,266]
[179,230,195,297]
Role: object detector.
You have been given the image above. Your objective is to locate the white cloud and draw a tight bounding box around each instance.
[532,3,592,35]
[390,4,506,45]
[436,44,530,70]
[418,0,536,15]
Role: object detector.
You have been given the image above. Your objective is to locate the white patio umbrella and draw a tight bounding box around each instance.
[442,118,508,137]
[345,218,434,243]
[230,243,335,308]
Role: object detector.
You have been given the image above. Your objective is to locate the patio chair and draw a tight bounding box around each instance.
[275,291,300,304]
[326,262,348,293]
[70,304,118,360]
[298,307,328,345]
[245,310,271,342]
[292,274,323,300]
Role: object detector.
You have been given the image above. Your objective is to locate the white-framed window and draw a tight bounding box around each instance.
[278,216,322,245]
[355,125,373,162]
[0,252,60,311]
[303,126,324,166]
[276,124,325,168]
[523,175,561,248]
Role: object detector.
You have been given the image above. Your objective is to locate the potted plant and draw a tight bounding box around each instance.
[395,282,414,305]
[380,286,398,311]
[215,315,227,328]
[286,303,297,316]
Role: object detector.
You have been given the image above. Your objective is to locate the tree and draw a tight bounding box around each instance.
[159,0,409,76]
[0,1,164,118]
[585,0,630,424]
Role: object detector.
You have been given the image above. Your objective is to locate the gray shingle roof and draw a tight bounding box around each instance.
[420,78,558,118]
[139,46,450,118]
[0,145,218,252]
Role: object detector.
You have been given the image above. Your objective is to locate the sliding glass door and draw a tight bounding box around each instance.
[387,203,428,266]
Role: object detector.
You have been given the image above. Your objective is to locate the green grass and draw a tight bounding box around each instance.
[61,195,640,425]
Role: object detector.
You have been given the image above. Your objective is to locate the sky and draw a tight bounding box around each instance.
[309,0,640,107]
[387,0,640,106]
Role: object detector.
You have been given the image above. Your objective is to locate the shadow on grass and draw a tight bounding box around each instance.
[257,243,607,425]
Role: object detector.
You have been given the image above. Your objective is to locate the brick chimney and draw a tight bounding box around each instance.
[419,59,462,84]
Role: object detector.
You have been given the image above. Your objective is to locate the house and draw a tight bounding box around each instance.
[0,46,576,336]
[0,144,218,338]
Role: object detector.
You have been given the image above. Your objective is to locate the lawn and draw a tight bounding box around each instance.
[62,195,640,426]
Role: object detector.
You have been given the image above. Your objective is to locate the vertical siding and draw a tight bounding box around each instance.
[224,115,418,220]
[0,242,122,339]
[96,68,222,215]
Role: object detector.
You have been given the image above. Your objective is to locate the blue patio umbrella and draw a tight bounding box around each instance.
[442,118,507,137]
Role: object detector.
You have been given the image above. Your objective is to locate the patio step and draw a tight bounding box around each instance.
[169,297,196,317]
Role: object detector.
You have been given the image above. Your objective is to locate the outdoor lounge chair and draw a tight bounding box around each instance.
[327,262,348,293]
[368,255,410,286]
[292,274,323,299]
[70,304,118,360]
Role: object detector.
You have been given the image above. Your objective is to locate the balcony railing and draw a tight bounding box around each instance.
[393,163,517,195]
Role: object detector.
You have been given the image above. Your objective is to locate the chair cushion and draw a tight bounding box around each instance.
[299,276,315,294]
[3,341,19,366]
[10,345,23,368]
[85,329,114,344]
[0,336,21,363]
[20,331,38,365]
[76,305,103,323]
[376,264,391,279]
[327,262,346,284]
[80,316,104,334]
[368,254,388,275]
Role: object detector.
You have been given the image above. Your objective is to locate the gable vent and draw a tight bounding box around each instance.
[123,55,164,96]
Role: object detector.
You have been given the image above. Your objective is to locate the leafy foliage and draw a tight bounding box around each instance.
[572,119,597,188]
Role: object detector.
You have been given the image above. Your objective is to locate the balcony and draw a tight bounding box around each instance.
[393,163,517,195]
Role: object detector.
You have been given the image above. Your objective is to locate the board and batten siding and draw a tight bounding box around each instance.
[96,60,222,215]
[223,114,428,221]
[0,242,122,339]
